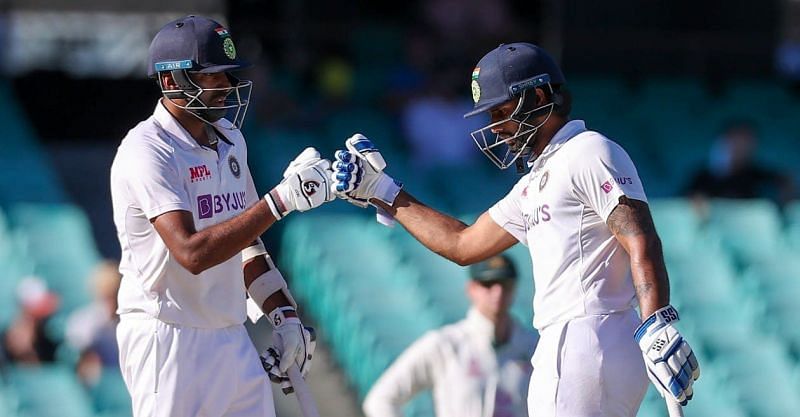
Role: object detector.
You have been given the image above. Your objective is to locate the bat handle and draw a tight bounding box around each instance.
[666,397,684,417]
[287,365,321,417]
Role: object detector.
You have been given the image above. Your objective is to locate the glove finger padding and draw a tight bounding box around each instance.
[635,305,700,406]
[283,147,322,179]
[272,320,316,375]
[332,157,362,194]
[332,150,369,207]
[260,347,295,394]
[345,133,386,171]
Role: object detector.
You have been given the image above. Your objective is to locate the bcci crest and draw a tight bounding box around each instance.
[223,38,236,60]
[471,67,481,103]
[228,155,241,178]
[215,26,237,60]
[539,171,549,191]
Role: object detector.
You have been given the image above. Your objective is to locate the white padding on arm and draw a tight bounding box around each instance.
[242,238,268,263]
[247,267,298,312]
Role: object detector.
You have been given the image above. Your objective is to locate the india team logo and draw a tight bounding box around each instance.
[228,155,241,178]
[539,170,549,191]
[223,38,236,60]
[471,67,481,103]
[215,27,237,60]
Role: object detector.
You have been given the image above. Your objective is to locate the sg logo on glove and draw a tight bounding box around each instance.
[302,180,320,197]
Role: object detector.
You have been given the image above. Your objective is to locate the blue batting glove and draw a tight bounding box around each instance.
[635,305,700,405]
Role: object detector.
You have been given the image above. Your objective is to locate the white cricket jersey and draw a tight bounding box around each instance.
[489,120,647,330]
[363,308,537,417]
[110,101,259,328]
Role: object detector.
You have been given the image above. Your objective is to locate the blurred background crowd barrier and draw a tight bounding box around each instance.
[1,1,799,416]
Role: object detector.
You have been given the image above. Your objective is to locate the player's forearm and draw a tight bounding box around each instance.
[628,234,670,318]
[181,200,276,274]
[243,255,298,316]
[607,197,670,317]
[374,191,473,265]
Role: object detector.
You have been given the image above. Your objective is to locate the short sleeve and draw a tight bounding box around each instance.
[488,175,530,245]
[245,168,259,208]
[115,142,190,220]
[570,135,647,221]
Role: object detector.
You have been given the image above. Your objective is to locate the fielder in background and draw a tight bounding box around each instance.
[110,15,333,417]
[363,254,537,417]
[333,43,699,416]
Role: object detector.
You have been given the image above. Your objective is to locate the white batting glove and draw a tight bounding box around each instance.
[282,147,322,179]
[261,324,317,394]
[265,148,334,220]
[332,134,402,209]
[634,305,700,405]
[270,308,316,376]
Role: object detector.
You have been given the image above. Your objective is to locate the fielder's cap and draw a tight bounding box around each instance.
[469,254,517,282]
[147,15,250,77]
[465,42,565,118]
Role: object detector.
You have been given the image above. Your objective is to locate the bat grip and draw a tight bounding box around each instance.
[287,365,321,417]
[666,397,684,417]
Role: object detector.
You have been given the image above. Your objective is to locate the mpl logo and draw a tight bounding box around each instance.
[302,180,320,197]
[189,165,212,183]
[197,191,247,219]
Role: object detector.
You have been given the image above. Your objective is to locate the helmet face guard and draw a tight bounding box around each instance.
[470,74,555,170]
[158,69,252,130]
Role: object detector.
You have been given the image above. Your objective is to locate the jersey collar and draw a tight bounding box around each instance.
[153,100,235,150]
[528,119,587,170]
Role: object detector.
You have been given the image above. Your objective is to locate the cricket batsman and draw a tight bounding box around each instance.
[110,15,333,417]
[332,43,699,416]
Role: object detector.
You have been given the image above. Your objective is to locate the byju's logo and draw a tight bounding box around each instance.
[302,180,320,197]
[197,191,247,219]
[198,194,213,219]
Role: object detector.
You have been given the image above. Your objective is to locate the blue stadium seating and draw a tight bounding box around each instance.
[4,365,95,417]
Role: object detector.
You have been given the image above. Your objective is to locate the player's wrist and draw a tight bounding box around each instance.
[634,304,680,345]
[268,306,299,328]
[369,174,403,206]
[264,183,296,220]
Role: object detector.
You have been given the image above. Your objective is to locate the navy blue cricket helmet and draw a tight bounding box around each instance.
[148,15,252,129]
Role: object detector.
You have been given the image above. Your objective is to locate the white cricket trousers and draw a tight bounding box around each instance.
[528,309,648,417]
[117,315,275,417]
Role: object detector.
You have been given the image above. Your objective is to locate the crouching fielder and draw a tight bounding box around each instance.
[111,15,332,417]
[333,42,699,417]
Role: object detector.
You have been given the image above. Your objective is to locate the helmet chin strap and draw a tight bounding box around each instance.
[514,130,537,174]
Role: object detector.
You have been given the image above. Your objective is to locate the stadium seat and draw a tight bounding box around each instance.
[717,340,800,417]
[648,199,704,258]
[88,369,132,417]
[786,201,800,250]
[743,259,800,350]
[7,204,101,313]
[705,199,784,265]
[5,364,94,417]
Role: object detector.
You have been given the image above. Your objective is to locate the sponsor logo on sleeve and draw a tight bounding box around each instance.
[601,180,614,194]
